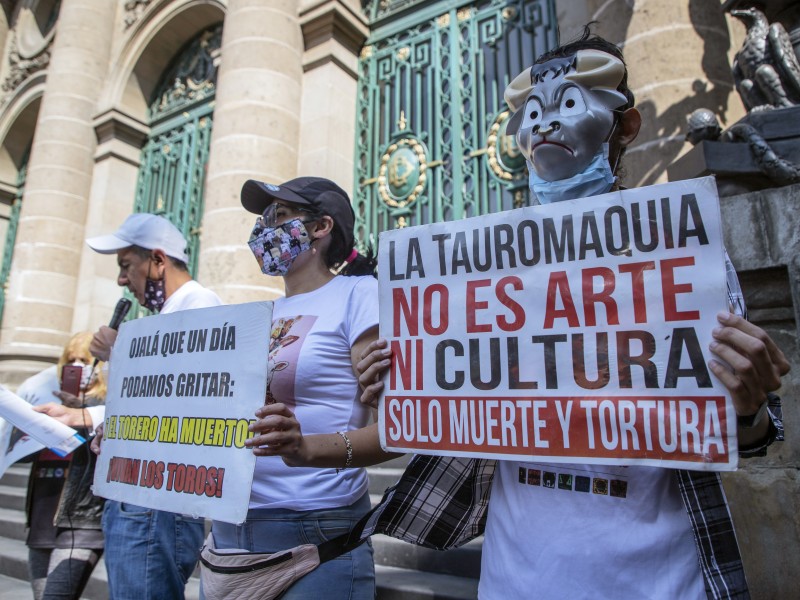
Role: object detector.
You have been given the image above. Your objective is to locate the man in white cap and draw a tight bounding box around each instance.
[37,212,222,600]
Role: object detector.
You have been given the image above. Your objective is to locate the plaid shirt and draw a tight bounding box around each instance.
[361,253,783,599]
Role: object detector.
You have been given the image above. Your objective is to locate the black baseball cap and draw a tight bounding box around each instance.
[241,176,355,248]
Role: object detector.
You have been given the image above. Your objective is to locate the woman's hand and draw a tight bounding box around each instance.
[245,403,310,466]
[356,338,392,408]
[52,390,82,409]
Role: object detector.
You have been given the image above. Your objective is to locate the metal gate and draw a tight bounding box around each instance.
[355,0,557,243]
[127,24,221,316]
[0,157,26,324]
[133,24,222,276]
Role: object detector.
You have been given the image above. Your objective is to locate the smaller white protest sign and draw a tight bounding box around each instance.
[94,302,271,523]
[0,385,84,467]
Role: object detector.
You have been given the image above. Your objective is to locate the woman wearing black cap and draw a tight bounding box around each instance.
[206,176,386,599]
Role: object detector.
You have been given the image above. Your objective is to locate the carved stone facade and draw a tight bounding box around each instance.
[1,33,51,93]
[123,0,154,30]
[0,1,793,597]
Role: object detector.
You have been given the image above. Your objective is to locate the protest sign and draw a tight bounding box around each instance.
[378,176,737,471]
[0,384,84,478]
[94,302,271,523]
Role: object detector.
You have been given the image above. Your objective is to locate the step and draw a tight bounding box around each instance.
[375,564,479,600]
[0,486,25,512]
[0,466,30,489]
[373,535,482,579]
[0,572,36,599]
[0,507,26,541]
[367,467,406,495]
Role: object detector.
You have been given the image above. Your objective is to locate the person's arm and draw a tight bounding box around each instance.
[90,326,117,363]
[33,403,93,428]
[246,404,392,467]
[247,326,399,467]
[707,311,790,449]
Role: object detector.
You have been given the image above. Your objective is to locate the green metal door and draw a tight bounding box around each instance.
[0,157,26,324]
[355,0,557,242]
[128,24,221,315]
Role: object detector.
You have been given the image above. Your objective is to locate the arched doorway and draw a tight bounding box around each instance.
[134,23,221,275]
[0,150,27,324]
[127,23,221,314]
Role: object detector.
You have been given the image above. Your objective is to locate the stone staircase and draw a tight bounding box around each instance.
[0,457,480,599]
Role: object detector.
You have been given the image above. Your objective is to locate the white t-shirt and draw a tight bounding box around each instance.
[161,279,222,314]
[86,280,223,429]
[479,460,706,599]
[249,275,378,511]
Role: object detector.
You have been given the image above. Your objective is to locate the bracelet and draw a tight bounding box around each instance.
[336,431,353,473]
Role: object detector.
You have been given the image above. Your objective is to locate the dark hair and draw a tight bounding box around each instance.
[535,24,635,110]
[537,25,636,176]
[130,245,189,272]
[303,209,378,277]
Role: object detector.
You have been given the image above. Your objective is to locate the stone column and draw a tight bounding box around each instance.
[0,0,115,384]
[198,0,304,304]
[555,0,745,186]
[296,0,367,194]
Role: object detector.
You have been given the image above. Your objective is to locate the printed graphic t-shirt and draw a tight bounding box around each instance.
[479,460,706,599]
[249,275,378,510]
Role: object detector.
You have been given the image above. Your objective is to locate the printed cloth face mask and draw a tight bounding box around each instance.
[143,261,167,313]
[248,218,312,276]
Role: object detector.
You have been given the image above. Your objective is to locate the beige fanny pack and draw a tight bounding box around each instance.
[199,512,370,600]
[200,534,322,600]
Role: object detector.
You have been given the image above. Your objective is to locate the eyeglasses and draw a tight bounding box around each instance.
[256,203,316,229]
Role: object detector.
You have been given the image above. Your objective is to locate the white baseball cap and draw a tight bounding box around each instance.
[86,213,190,263]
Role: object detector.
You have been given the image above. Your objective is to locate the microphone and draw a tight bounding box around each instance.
[93,298,132,367]
[108,297,133,331]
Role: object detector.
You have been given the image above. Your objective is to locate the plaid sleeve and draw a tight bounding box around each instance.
[361,455,495,550]
[676,470,750,599]
[725,252,784,458]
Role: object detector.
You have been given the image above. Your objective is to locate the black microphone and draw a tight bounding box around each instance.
[108,297,133,331]
[93,298,132,367]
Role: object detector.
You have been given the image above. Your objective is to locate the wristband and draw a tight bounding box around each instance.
[737,400,768,429]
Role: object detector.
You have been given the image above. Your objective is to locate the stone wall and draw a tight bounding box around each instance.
[719,183,799,598]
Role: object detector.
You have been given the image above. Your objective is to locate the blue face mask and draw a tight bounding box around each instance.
[529,143,616,205]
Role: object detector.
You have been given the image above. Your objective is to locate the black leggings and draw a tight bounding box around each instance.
[28,547,102,600]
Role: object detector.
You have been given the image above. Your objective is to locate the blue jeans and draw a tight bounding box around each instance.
[208,493,375,600]
[102,501,204,600]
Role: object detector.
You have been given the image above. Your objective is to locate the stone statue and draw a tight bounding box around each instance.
[684,107,800,186]
[730,7,800,110]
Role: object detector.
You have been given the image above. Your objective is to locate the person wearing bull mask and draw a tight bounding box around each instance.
[248,28,790,598]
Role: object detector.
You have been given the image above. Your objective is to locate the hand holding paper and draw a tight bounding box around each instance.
[0,385,84,457]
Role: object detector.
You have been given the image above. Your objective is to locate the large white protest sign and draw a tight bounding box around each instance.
[378,176,737,471]
[0,384,84,475]
[94,302,271,523]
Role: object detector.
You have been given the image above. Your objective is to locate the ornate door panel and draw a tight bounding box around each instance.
[0,159,26,324]
[133,24,221,277]
[127,25,220,317]
[355,0,556,241]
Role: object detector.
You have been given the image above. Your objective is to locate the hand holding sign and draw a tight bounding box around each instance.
[357,338,392,409]
[246,403,307,465]
[708,312,790,414]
